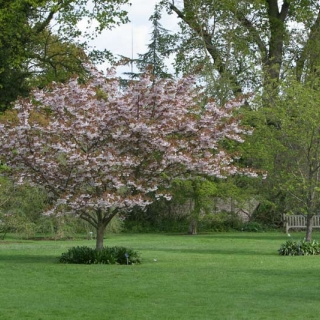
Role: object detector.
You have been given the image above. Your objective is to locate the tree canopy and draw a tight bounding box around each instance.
[0,0,130,112]
[0,65,257,248]
[160,0,320,100]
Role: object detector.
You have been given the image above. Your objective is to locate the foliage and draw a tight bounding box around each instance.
[160,0,320,100]
[123,210,245,233]
[275,80,320,217]
[278,239,320,256]
[154,1,320,240]
[0,213,37,240]
[170,178,219,234]
[249,199,284,229]
[0,0,129,111]
[134,176,259,235]
[0,182,47,221]
[123,178,254,233]
[0,177,48,239]
[261,77,320,240]
[105,214,125,234]
[238,73,320,240]
[240,221,264,232]
[124,4,175,79]
[0,65,257,249]
[59,246,95,264]
[122,199,190,233]
[123,219,190,233]
[200,211,244,232]
[59,246,141,265]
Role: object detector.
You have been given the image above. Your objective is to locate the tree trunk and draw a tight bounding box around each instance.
[264,0,289,87]
[96,223,107,250]
[188,219,197,235]
[305,214,313,242]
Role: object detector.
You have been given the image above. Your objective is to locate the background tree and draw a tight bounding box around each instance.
[156,1,320,237]
[0,176,47,239]
[160,0,320,100]
[122,4,176,80]
[240,72,320,241]
[0,65,257,249]
[0,0,130,112]
[171,178,218,235]
[271,78,320,241]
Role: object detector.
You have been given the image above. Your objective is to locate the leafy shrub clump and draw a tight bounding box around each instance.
[241,222,264,232]
[278,239,320,256]
[59,246,141,264]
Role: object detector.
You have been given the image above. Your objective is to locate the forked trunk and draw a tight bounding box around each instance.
[93,210,118,250]
[96,223,107,250]
[305,214,313,242]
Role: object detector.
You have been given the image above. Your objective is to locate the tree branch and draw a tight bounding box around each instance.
[169,2,224,73]
[234,12,268,64]
[296,9,320,82]
[33,0,73,34]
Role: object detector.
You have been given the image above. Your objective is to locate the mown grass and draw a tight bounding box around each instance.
[0,232,319,319]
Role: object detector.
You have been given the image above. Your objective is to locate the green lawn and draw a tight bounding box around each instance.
[0,232,319,320]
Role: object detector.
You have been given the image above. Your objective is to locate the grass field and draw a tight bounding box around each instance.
[0,231,319,320]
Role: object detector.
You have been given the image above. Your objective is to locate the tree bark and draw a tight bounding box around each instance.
[96,222,107,250]
[265,0,289,84]
[79,208,121,250]
[188,219,197,235]
[305,214,313,242]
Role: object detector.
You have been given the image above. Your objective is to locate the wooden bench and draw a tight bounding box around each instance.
[283,214,320,233]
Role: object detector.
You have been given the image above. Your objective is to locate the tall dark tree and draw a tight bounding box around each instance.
[137,5,175,78]
[123,4,175,79]
[160,0,320,100]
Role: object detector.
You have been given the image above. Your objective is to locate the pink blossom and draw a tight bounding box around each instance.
[0,65,260,247]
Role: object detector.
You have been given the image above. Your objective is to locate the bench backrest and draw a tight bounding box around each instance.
[283,214,320,233]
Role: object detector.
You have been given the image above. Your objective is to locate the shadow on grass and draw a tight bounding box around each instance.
[206,234,287,241]
[148,247,278,256]
[212,233,320,242]
[249,267,320,278]
[0,254,59,264]
[165,232,289,242]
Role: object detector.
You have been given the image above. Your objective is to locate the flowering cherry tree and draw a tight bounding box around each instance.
[0,66,256,249]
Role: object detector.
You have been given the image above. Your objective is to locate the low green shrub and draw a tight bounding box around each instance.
[59,246,95,264]
[59,246,141,264]
[278,239,320,256]
[241,222,264,232]
[123,219,190,233]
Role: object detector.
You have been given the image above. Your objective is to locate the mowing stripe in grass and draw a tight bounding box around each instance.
[1,232,319,319]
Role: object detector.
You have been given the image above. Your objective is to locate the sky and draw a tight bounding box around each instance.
[88,0,179,75]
